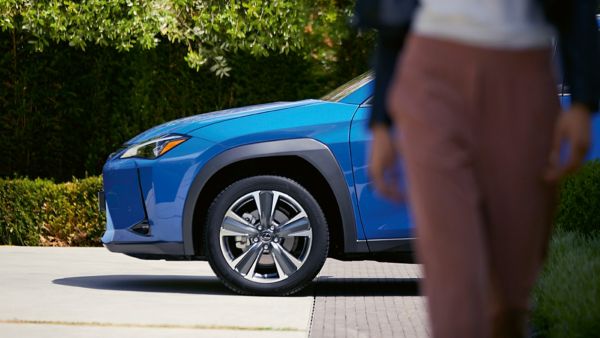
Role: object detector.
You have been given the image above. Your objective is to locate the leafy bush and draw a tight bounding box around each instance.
[554,160,600,235]
[533,161,600,336]
[532,231,600,337]
[0,0,373,182]
[0,0,350,74]
[0,177,104,246]
[0,34,371,182]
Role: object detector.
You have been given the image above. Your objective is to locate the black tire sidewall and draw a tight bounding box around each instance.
[205,175,329,295]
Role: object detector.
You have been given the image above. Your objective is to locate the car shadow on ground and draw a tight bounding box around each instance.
[312,277,421,297]
[53,275,237,296]
[53,275,421,297]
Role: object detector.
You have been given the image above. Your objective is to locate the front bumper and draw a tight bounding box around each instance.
[100,136,217,258]
[100,159,148,243]
[104,241,185,259]
[100,161,186,257]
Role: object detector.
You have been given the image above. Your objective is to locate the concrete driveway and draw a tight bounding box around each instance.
[0,247,312,337]
[0,246,428,337]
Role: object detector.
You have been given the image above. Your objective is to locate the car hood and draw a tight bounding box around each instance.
[125,100,319,145]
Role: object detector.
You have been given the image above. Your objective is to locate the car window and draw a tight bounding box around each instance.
[321,71,374,102]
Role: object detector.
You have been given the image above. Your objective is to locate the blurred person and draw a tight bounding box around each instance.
[355,0,417,199]
[368,0,599,337]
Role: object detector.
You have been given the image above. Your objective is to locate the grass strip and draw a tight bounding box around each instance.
[532,231,600,337]
[0,319,301,332]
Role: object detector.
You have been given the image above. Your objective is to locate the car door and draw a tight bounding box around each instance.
[349,102,414,241]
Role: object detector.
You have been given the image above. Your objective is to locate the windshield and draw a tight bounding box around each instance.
[321,71,374,102]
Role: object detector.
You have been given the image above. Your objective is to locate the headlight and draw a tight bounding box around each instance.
[120,135,189,159]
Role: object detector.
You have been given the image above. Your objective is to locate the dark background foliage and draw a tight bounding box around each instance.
[0,31,372,181]
[554,160,600,236]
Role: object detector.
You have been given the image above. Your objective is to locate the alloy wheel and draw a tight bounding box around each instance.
[218,190,313,283]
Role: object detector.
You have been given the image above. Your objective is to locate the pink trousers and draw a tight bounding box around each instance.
[388,35,559,338]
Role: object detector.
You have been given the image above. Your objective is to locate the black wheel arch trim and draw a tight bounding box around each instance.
[182,138,369,256]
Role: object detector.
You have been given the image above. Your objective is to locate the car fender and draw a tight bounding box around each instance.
[182,138,369,256]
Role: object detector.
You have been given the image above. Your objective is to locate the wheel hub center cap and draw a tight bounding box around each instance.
[259,231,273,242]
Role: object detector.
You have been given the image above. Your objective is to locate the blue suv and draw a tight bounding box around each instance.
[102,64,600,295]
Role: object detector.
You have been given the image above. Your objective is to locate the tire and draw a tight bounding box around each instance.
[205,175,329,296]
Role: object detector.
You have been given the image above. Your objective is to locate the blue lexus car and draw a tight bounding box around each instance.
[102,61,600,295]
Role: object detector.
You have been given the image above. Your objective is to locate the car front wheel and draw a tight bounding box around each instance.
[205,175,329,295]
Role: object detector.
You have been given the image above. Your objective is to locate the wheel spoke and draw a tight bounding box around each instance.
[251,192,262,220]
[278,212,311,238]
[221,211,258,237]
[232,242,264,276]
[259,191,279,227]
[271,242,302,277]
[272,250,287,278]
[246,248,261,278]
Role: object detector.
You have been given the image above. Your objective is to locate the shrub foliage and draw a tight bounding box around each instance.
[554,160,600,235]
[0,0,350,74]
[0,1,373,181]
[533,160,600,337]
[0,39,366,181]
[533,231,600,337]
[0,176,105,246]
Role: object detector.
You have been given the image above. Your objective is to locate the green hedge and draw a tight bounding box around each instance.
[0,176,104,246]
[530,161,600,337]
[532,231,600,337]
[0,32,372,182]
[554,160,600,236]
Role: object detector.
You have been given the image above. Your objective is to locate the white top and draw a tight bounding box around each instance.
[413,0,555,49]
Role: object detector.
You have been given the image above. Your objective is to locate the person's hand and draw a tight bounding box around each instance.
[369,124,403,202]
[544,104,591,182]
